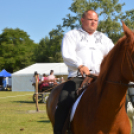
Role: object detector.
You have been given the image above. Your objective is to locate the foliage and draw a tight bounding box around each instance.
[121,9,134,30]
[0,28,37,72]
[1,0,134,70]
[62,0,134,43]
[36,25,64,63]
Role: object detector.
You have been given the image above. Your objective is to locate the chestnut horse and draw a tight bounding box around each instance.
[46,22,134,134]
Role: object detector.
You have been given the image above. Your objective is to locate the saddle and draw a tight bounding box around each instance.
[62,74,98,134]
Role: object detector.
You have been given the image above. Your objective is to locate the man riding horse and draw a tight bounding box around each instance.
[54,9,114,134]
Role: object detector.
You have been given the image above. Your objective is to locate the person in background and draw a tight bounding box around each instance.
[48,70,57,86]
[39,73,49,91]
[2,77,7,90]
[32,71,41,89]
[6,77,12,90]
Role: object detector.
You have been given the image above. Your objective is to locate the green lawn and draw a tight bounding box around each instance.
[0,91,133,134]
[0,91,53,134]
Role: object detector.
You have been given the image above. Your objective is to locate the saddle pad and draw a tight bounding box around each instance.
[70,89,86,122]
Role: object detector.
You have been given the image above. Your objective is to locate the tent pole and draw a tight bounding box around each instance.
[35,75,39,112]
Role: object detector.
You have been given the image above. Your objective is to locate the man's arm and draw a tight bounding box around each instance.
[78,65,90,77]
[61,33,83,70]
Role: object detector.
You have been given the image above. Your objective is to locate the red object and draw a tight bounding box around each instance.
[39,77,49,91]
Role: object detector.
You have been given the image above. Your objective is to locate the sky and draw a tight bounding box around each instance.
[0,0,134,43]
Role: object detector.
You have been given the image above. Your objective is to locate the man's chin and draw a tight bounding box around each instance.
[88,29,96,33]
[91,27,96,31]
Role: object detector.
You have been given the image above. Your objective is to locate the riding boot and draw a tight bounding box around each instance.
[54,105,70,134]
[54,79,83,134]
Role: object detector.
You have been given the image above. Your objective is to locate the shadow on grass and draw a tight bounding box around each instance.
[37,120,50,123]
[12,101,35,103]
[0,90,12,92]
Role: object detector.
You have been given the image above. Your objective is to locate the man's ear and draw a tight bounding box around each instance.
[81,18,84,24]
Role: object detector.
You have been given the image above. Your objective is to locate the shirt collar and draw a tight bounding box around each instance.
[78,27,97,35]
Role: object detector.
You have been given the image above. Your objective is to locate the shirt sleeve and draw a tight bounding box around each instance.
[32,77,35,83]
[41,77,44,82]
[107,39,114,53]
[61,33,83,70]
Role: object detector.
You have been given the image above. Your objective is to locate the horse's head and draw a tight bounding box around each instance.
[121,21,134,82]
[99,21,134,88]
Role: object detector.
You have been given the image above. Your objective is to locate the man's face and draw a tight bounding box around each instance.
[81,11,98,34]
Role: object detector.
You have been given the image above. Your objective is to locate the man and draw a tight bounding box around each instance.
[2,77,7,90]
[54,10,114,134]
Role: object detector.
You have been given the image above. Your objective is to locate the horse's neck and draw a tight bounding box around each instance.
[96,54,128,107]
[106,48,129,85]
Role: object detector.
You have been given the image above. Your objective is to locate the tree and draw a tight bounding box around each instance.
[35,37,50,62]
[62,0,134,43]
[0,28,37,72]
[37,25,64,63]
[121,9,134,30]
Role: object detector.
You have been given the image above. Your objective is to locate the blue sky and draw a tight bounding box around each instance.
[0,0,134,43]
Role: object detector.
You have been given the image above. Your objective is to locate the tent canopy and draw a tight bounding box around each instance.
[12,63,68,91]
[0,69,11,77]
[12,63,68,76]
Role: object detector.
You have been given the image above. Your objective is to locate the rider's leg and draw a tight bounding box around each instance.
[54,80,75,134]
[54,77,84,134]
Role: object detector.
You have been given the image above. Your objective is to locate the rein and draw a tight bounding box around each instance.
[108,48,134,88]
[106,49,134,88]
[77,47,134,88]
[86,74,134,87]
[86,48,134,88]
[105,80,134,87]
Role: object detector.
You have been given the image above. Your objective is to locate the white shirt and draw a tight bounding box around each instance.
[32,76,36,84]
[48,75,55,84]
[61,28,114,77]
[41,77,44,82]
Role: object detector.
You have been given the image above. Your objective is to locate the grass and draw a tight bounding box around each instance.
[0,91,53,134]
[0,91,133,134]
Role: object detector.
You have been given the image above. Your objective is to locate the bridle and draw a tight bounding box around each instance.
[86,47,134,88]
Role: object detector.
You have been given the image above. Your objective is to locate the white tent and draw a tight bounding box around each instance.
[12,63,68,91]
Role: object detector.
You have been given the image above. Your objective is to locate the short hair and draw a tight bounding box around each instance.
[43,73,46,77]
[34,71,38,76]
[82,9,98,18]
[50,70,54,75]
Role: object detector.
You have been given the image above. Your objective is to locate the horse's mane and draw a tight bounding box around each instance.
[98,27,134,89]
[98,36,127,89]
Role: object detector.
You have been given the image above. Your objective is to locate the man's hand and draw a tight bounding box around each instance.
[78,65,90,77]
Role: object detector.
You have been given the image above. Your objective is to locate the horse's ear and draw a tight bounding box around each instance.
[121,21,133,38]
